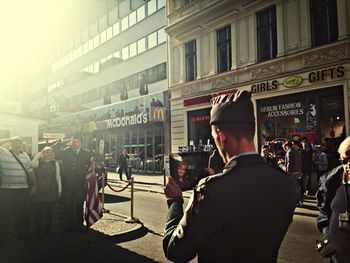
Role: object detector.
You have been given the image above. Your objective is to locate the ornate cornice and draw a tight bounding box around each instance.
[250,64,282,79]
[303,48,346,67]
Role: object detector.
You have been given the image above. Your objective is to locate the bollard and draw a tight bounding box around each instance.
[125,177,140,223]
[101,172,110,213]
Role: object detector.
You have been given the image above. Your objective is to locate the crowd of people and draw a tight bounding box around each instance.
[0,136,91,245]
[260,139,330,205]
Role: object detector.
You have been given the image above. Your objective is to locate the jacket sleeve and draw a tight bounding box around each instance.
[163,187,219,262]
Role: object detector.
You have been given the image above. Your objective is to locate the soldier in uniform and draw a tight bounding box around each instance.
[163,90,297,263]
[61,136,91,232]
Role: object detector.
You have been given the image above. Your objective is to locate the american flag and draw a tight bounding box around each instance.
[85,158,103,227]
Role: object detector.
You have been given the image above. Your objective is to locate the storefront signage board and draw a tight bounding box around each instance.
[43,132,65,139]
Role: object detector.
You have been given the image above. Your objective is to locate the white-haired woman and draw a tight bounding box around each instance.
[31,147,62,236]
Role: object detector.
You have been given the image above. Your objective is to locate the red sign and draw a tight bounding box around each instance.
[183,89,237,107]
[191,115,210,122]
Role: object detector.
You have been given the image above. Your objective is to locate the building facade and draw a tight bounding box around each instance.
[166,0,350,159]
[25,0,169,171]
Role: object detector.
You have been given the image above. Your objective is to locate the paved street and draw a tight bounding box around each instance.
[103,172,328,263]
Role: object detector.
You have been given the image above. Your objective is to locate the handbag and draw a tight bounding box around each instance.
[9,150,34,188]
[315,233,336,258]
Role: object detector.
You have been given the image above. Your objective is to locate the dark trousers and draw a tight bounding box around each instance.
[303,171,312,192]
[0,188,30,243]
[119,167,130,180]
[33,202,54,235]
[64,190,85,230]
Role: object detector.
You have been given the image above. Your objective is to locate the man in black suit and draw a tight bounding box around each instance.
[61,137,91,232]
[163,91,297,262]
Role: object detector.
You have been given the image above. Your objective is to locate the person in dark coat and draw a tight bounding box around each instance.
[329,137,350,263]
[61,137,91,232]
[163,91,296,263]
[301,140,313,194]
[118,148,130,180]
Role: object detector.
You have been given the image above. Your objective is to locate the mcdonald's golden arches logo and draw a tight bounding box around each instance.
[153,107,165,120]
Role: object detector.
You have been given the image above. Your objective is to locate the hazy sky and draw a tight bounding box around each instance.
[0,0,64,100]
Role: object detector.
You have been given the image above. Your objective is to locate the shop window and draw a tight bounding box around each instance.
[310,0,338,47]
[187,108,212,147]
[217,25,232,73]
[257,5,277,62]
[158,62,167,80]
[185,40,197,82]
[257,86,344,158]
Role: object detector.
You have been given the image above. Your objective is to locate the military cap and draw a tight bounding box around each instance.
[210,90,255,125]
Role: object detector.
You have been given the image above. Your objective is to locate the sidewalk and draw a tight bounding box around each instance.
[0,213,143,263]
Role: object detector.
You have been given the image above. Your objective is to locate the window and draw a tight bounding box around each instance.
[217,26,232,73]
[147,0,157,15]
[130,42,137,57]
[89,38,94,51]
[148,32,157,49]
[310,0,338,47]
[83,42,89,54]
[106,26,113,40]
[114,50,121,58]
[100,30,107,44]
[121,16,129,31]
[129,11,137,27]
[157,28,166,44]
[158,0,165,9]
[257,6,277,62]
[122,46,129,60]
[113,22,120,36]
[137,5,146,21]
[94,35,100,47]
[185,40,197,82]
[137,38,146,53]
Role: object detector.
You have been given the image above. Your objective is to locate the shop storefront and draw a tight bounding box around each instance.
[40,91,169,173]
[172,64,349,163]
[257,86,345,152]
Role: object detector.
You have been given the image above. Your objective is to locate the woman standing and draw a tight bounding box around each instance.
[31,146,62,236]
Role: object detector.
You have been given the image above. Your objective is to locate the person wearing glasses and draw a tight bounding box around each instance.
[316,136,350,263]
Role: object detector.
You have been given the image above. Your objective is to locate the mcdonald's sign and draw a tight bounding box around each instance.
[151,107,166,121]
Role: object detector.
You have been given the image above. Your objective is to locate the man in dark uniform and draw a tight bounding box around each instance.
[163,91,297,263]
[61,136,91,232]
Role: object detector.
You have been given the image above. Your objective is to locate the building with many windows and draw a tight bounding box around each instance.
[166,0,350,164]
[25,0,169,171]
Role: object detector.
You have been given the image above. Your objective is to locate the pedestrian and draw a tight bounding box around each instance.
[280,140,303,205]
[30,147,62,237]
[118,148,130,180]
[314,145,328,183]
[0,136,37,244]
[316,137,350,263]
[329,137,350,263]
[261,144,277,167]
[61,137,91,232]
[301,140,313,195]
[163,91,296,262]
